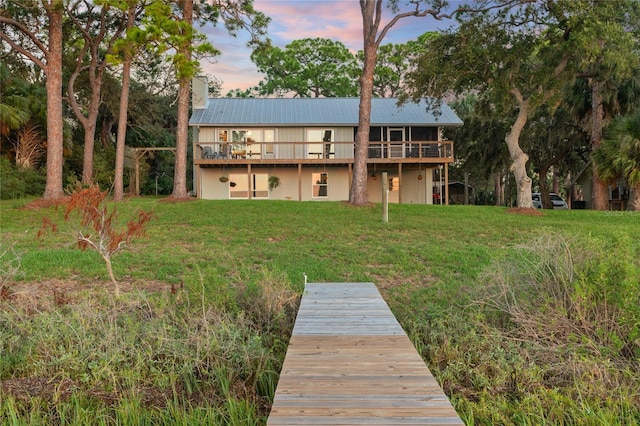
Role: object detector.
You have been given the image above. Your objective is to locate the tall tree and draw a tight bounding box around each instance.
[404,4,592,208]
[350,0,526,205]
[1,0,65,199]
[65,0,128,185]
[110,0,137,201]
[172,0,195,199]
[565,0,640,210]
[158,0,267,199]
[251,38,359,98]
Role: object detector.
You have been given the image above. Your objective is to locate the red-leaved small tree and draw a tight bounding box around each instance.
[40,184,152,297]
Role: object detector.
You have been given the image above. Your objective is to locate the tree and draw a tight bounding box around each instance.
[565,0,640,210]
[65,1,128,185]
[350,0,527,206]
[110,1,137,201]
[1,0,66,199]
[449,95,512,206]
[251,38,359,98]
[159,0,268,199]
[357,35,428,98]
[107,0,186,201]
[592,111,640,210]
[404,4,589,208]
[171,0,197,199]
[524,106,584,208]
[39,183,153,297]
[0,64,30,138]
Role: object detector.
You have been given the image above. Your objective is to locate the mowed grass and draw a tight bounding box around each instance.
[1,198,639,424]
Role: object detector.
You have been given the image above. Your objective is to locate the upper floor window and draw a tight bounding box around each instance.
[307,129,334,159]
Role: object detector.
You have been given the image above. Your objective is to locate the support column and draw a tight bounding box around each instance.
[464,172,469,205]
[298,164,302,201]
[382,172,388,223]
[444,163,449,206]
[398,163,403,204]
[248,164,252,199]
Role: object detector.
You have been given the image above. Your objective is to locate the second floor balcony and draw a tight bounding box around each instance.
[194,141,454,165]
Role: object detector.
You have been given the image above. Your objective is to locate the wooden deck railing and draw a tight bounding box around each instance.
[195,141,453,163]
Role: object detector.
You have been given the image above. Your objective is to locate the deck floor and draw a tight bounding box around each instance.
[267,282,464,425]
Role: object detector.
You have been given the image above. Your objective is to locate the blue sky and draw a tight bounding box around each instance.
[199,0,458,94]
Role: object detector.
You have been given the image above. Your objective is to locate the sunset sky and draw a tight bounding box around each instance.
[199,0,458,94]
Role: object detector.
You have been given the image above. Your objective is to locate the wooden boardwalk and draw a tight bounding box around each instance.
[267,282,464,425]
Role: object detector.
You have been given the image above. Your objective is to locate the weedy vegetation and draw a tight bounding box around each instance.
[1,198,638,425]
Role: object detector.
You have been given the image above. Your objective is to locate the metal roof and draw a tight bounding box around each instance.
[189,98,463,127]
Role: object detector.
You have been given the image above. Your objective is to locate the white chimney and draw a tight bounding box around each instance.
[192,76,208,110]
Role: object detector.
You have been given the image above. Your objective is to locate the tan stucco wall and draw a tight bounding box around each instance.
[198,165,434,204]
[199,166,350,201]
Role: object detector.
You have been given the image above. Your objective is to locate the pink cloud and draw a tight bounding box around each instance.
[255,1,363,50]
[201,0,453,94]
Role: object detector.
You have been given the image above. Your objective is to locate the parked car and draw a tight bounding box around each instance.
[532,192,569,209]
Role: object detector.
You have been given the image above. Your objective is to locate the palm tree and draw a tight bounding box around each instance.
[592,111,640,210]
[0,65,30,137]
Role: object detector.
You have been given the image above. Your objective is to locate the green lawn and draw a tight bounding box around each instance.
[1,198,638,425]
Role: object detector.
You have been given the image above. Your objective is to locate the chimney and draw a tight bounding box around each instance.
[192,76,208,109]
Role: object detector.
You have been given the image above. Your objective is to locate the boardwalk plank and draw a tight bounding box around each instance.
[267,282,463,425]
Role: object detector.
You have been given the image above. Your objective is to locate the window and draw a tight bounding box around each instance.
[312,172,328,198]
[229,173,269,199]
[389,176,399,191]
[307,129,334,159]
[251,174,269,198]
[264,129,275,158]
[229,174,248,198]
[411,127,438,141]
[388,128,404,158]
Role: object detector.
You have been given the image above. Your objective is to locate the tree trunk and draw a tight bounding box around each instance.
[80,68,103,185]
[171,0,192,199]
[632,182,640,211]
[494,173,502,206]
[537,163,552,208]
[505,101,533,208]
[103,254,120,298]
[68,62,101,185]
[43,2,65,200]
[81,121,98,184]
[590,79,608,211]
[350,1,379,206]
[114,6,134,202]
[552,166,560,194]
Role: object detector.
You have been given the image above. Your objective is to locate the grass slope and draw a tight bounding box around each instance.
[1,198,638,424]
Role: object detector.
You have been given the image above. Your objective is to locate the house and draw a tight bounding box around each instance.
[433,181,475,205]
[189,77,463,203]
[573,162,633,210]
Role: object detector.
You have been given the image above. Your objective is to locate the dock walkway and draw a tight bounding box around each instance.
[267,282,464,425]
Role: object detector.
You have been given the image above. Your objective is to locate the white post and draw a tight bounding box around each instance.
[382,171,388,223]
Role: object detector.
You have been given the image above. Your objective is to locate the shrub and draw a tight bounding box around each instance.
[477,233,640,398]
[38,184,153,296]
[0,157,46,199]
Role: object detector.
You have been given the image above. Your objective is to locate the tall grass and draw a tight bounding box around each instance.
[1,198,639,424]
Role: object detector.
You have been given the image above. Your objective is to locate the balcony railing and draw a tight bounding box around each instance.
[195,141,453,163]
